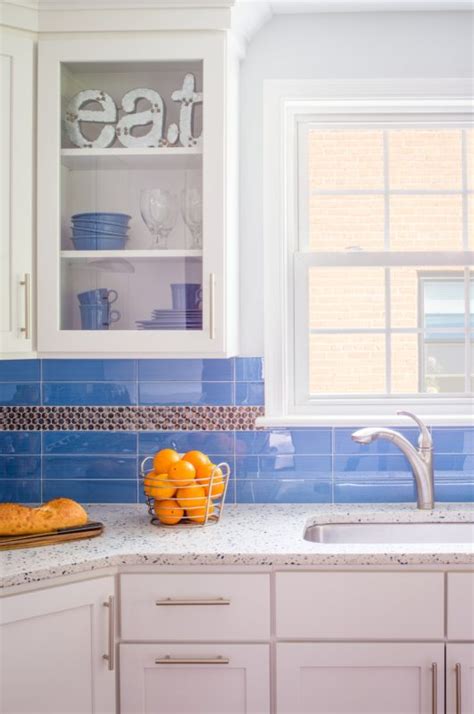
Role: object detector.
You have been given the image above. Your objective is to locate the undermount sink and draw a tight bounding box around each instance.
[304,521,474,545]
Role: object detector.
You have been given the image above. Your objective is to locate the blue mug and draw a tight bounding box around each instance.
[170,283,202,310]
[79,304,120,330]
[77,289,118,306]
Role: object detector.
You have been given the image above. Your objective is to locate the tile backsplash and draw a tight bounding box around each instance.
[0,358,472,504]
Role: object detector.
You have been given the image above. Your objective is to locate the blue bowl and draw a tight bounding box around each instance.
[72,223,129,236]
[72,212,131,225]
[72,236,128,250]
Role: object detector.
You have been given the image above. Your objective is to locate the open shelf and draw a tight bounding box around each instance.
[61,250,203,259]
[61,147,202,171]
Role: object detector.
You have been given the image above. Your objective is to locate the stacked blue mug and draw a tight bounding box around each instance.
[78,289,120,330]
[71,212,131,250]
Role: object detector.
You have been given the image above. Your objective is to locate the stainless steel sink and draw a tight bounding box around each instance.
[304,521,474,545]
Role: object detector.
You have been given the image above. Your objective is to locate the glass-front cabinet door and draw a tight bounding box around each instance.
[37,34,233,355]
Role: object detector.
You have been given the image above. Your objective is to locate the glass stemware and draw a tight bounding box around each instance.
[181,187,203,249]
[140,189,178,249]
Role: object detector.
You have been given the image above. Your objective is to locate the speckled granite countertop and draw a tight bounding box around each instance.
[1,503,473,590]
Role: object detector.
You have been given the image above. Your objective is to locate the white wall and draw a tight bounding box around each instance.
[239,10,474,355]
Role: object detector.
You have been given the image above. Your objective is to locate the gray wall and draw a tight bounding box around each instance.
[239,10,474,354]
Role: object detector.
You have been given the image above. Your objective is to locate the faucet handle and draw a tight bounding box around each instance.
[396,410,432,449]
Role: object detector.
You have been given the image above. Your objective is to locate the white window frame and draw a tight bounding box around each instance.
[259,79,474,427]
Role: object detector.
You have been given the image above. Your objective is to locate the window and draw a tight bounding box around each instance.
[263,81,473,425]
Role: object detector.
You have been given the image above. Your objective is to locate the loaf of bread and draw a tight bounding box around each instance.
[0,498,88,536]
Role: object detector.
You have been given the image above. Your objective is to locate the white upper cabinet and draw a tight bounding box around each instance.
[0,30,34,357]
[37,33,238,356]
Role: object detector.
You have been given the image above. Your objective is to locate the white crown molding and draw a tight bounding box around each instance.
[268,0,474,11]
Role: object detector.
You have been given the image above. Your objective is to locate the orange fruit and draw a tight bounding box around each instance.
[168,459,196,487]
[153,448,180,474]
[143,471,161,496]
[154,499,183,525]
[196,463,225,498]
[145,473,176,500]
[187,501,215,524]
[176,485,207,510]
[182,450,211,471]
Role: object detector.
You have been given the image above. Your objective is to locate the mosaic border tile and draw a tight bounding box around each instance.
[0,406,264,431]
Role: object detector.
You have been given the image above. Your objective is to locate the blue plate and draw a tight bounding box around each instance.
[72,212,131,224]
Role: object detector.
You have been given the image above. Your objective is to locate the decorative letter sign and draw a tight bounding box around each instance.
[115,88,164,147]
[65,90,117,148]
[171,73,203,148]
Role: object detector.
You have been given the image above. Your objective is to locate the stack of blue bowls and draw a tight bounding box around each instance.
[71,212,131,250]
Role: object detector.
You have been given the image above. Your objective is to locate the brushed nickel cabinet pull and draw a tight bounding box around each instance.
[20,273,31,340]
[209,272,216,339]
[155,597,231,606]
[432,662,438,714]
[102,596,115,671]
[155,656,230,665]
[455,663,462,714]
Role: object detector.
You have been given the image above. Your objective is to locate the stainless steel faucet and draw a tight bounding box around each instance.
[351,411,435,510]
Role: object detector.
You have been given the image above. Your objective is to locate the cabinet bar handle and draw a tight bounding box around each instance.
[209,272,216,339]
[102,596,115,671]
[155,656,229,665]
[155,597,231,606]
[431,663,438,714]
[455,663,462,714]
[20,273,31,340]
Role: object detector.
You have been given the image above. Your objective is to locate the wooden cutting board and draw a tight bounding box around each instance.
[0,521,104,550]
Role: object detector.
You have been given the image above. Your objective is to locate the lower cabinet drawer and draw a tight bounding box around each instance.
[276,571,444,639]
[447,573,474,640]
[120,573,270,641]
[120,643,270,714]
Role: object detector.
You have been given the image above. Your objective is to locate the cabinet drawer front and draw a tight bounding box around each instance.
[120,574,270,640]
[448,573,474,640]
[276,572,444,640]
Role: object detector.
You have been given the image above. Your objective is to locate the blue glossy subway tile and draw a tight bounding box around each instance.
[0,359,40,381]
[334,454,412,478]
[42,359,136,382]
[234,357,264,382]
[0,479,41,503]
[44,431,137,455]
[334,480,416,503]
[0,383,40,406]
[435,482,474,502]
[42,480,138,503]
[236,478,332,504]
[259,454,331,476]
[432,428,474,454]
[235,429,332,455]
[0,456,41,478]
[139,431,234,455]
[434,454,474,477]
[334,428,420,455]
[43,382,136,406]
[139,382,232,406]
[138,359,233,382]
[44,455,137,480]
[235,382,265,406]
[0,432,41,454]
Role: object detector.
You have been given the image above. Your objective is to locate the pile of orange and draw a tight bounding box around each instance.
[143,448,226,526]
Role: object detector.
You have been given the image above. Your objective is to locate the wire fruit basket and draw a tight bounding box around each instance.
[140,456,231,528]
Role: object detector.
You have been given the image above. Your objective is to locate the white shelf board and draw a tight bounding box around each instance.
[61,250,202,259]
[61,147,202,171]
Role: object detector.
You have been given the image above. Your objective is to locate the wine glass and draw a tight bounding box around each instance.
[140,189,178,249]
[181,187,203,249]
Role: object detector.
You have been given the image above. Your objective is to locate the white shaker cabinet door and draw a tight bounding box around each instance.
[0,577,116,714]
[276,643,444,714]
[447,644,474,714]
[0,30,34,357]
[120,643,270,714]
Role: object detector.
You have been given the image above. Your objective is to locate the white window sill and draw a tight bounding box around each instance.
[256,414,474,428]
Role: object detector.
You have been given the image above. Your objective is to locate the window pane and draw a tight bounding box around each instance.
[391,267,465,329]
[468,195,474,249]
[309,267,385,329]
[389,129,462,190]
[423,335,465,393]
[309,333,385,394]
[467,128,474,191]
[390,195,463,251]
[309,195,384,251]
[391,334,419,394]
[309,130,384,190]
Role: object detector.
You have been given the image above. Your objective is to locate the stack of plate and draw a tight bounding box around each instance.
[136,309,203,330]
[71,212,131,250]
